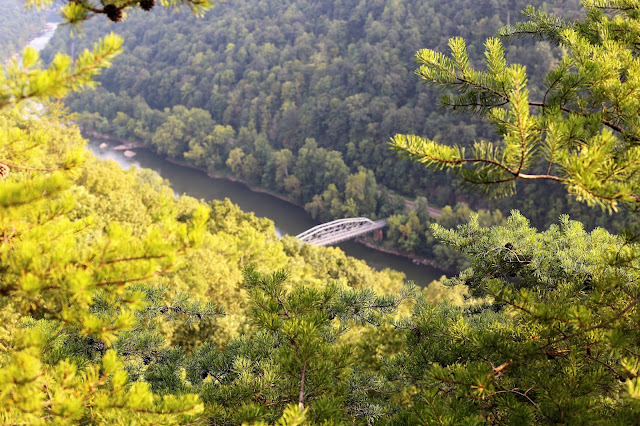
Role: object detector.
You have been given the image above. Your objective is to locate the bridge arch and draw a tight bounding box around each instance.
[296,217,387,246]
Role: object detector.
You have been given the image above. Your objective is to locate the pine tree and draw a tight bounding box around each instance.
[180,267,414,424]
[385,1,640,423]
[391,1,640,212]
[385,212,640,423]
[0,2,220,423]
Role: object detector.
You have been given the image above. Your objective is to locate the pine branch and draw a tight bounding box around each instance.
[0,161,58,172]
[540,295,639,350]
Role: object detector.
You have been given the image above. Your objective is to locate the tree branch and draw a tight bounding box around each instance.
[298,362,306,410]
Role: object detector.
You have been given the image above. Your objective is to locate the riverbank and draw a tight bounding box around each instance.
[82,129,138,146]
[355,238,452,275]
[84,128,315,210]
[31,22,58,39]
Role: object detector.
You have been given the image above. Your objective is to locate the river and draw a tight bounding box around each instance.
[33,20,446,286]
[88,142,446,286]
[27,22,59,52]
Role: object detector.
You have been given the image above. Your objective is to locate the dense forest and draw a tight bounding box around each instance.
[2,0,640,424]
[0,104,436,422]
[0,2,47,62]
[41,0,633,265]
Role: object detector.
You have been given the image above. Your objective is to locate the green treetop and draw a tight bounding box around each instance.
[0,2,221,423]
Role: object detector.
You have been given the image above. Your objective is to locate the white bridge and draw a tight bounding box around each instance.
[295,217,387,246]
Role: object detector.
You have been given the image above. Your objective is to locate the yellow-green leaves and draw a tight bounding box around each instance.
[60,2,89,25]
[159,0,217,17]
[21,46,38,69]
[391,134,463,169]
[484,38,507,77]
[0,108,213,421]
[1,346,203,424]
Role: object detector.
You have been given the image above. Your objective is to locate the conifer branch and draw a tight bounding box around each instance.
[476,387,538,407]
[98,252,174,267]
[277,296,291,318]
[540,296,639,349]
[529,101,631,138]
[585,354,625,380]
[264,398,291,407]
[0,161,57,172]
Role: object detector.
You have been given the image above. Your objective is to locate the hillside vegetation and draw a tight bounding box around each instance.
[2,0,640,423]
[43,0,631,265]
[0,2,46,62]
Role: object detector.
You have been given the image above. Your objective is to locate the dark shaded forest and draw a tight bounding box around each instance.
[0,2,47,62]
[45,0,626,251]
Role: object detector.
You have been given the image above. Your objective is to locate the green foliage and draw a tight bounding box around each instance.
[392,1,640,211]
[8,0,640,424]
[0,2,45,62]
[48,0,624,238]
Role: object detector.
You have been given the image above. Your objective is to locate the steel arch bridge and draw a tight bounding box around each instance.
[295,217,387,246]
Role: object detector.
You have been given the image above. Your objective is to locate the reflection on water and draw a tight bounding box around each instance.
[87,140,446,286]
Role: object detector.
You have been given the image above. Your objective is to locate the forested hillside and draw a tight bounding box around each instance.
[0,2,46,62]
[3,0,640,423]
[43,0,626,252]
[3,104,640,423]
[0,103,427,422]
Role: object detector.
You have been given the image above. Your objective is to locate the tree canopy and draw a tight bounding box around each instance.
[3,0,640,424]
[47,0,630,239]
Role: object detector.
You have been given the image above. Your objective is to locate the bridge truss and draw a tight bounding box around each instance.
[295,217,387,246]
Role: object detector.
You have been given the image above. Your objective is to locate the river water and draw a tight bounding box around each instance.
[32,21,446,286]
[88,142,445,286]
[28,22,59,51]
